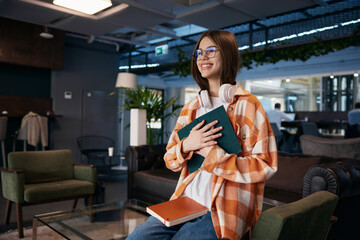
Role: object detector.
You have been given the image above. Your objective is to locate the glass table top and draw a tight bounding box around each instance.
[33,199,150,240]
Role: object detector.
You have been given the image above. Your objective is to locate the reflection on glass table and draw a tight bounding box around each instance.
[33,199,150,240]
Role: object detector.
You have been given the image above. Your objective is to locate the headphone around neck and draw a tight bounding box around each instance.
[198,83,237,109]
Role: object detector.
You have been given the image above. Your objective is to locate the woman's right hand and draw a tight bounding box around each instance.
[182,120,222,154]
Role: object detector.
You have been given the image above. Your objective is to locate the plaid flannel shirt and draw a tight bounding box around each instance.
[164,86,278,240]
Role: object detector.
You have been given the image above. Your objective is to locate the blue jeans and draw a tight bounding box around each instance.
[126,212,228,240]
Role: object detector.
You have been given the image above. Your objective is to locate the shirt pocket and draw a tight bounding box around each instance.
[235,122,257,154]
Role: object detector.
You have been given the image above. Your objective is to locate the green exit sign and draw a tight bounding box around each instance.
[155,44,168,56]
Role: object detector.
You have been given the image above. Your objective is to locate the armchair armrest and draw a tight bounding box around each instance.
[125,144,166,200]
[73,164,97,187]
[0,168,25,203]
[303,160,360,199]
[125,144,167,173]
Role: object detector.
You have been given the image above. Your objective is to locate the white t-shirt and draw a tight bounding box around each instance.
[182,97,230,209]
[267,109,292,129]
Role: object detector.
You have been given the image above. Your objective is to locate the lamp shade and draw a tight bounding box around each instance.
[116,72,137,89]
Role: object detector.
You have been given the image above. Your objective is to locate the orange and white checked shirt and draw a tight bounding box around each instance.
[164,86,278,240]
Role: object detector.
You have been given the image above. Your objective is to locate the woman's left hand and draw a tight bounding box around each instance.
[195,145,214,157]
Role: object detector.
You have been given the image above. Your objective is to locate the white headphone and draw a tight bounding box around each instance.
[198,83,237,109]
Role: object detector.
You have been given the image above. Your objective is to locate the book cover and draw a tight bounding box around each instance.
[177,106,242,173]
[146,197,208,227]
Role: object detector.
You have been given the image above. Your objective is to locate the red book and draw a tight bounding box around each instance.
[146,197,208,227]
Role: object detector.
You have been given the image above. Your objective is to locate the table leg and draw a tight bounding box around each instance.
[32,218,38,240]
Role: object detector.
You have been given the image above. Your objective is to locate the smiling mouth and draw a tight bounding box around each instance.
[201,64,212,68]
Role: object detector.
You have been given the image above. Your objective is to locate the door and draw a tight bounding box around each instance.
[80,89,117,146]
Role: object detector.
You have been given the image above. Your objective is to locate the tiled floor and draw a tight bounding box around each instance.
[0,173,128,234]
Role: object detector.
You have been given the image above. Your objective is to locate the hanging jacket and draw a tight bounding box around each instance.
[18,111,48,147]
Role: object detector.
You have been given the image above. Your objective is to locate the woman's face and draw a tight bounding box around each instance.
[196,37,222,82]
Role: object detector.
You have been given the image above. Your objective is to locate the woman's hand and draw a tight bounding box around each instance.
[195,146,214,157]
[182,120,222,154]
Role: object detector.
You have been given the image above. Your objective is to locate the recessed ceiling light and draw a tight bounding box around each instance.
[286,78,290,82]
[354,72,359,77]
[330,74,334,79]
[53,0,112,15]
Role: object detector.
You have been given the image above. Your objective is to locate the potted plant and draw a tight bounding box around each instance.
[120,86,182,145]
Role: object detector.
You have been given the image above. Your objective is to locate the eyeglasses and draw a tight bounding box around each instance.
[194,47,218,60]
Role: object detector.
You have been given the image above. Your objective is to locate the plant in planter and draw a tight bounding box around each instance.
[120,86,183,145]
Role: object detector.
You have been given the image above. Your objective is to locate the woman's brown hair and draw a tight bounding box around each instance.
[191,30,240,91]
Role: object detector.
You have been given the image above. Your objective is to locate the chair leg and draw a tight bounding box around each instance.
[4,200,12,224]
[1,141,6,168]
[72,199,78,210]
[87,195,95,222]
[88,195,94,206]
[16,203,24,238]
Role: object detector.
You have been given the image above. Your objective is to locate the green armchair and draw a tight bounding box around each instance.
[250,191,338,240]
[1,149,97,238]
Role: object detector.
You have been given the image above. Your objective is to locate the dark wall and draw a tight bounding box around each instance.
[0,63,52,164]
[51,37,120,162]
[0,36,120,165]
[0,62,51,98]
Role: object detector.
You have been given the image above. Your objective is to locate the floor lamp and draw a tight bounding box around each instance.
[114,72,137,170]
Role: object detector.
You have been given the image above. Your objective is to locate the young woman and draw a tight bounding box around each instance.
[127,30,278,240]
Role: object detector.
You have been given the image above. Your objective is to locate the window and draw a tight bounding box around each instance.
[322,74,354,111]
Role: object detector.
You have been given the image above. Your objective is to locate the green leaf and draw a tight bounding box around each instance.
[119,86,183,144]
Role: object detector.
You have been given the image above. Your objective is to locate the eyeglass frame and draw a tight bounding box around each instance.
[193,46,219,60]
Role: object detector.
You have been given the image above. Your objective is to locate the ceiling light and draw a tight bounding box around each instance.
[286,78,290,82]
[39,26,54,39]
[330,74,334,79]
[354,72,359,77]
[53,0,112,15]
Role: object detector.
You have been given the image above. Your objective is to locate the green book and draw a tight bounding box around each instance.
[177,106,242,173]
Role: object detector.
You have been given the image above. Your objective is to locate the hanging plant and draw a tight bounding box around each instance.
[172,46,191,78]
[241,26,360,69]
[173,26,360,75]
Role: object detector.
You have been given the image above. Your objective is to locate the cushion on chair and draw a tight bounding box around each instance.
[250,191,338,240]
[8,150,74,183]
[24,179,95,203]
